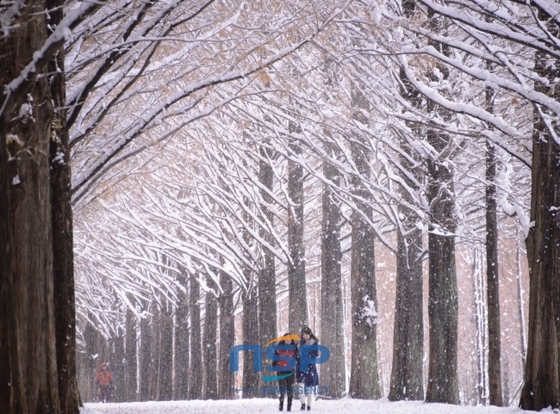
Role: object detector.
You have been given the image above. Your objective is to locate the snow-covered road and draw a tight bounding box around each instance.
[83,397,544,414]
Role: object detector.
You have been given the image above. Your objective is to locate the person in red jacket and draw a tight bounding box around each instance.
[273,334,298,412]
[95,362,114,403]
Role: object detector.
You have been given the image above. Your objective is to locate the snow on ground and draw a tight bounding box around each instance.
[83,397,551,414]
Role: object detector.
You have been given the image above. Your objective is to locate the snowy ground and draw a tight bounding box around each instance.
[83,397,552,414]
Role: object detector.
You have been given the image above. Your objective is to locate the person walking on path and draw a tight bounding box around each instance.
[273,333,298,411]
[296,327,319,411]
[95,362,114,403]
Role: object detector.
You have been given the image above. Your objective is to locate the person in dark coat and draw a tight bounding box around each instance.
[273,333,298,412]
[296,327,319,411]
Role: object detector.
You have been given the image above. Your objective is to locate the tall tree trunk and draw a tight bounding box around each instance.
[349,197,380,400]
[79,329,108,402]
[520,15,560,408]
[425,127,459,404]
[46,2,81,411]
[287,128,308,332]
[174,273,190,400]
[218,270,235,399]
[204,281,218,399]
[77,321,98,402]
[113,332,126,402]
[471,248,487,405]
[320,144,345,399]
[0,2,61,411]
[388,3,426,390]
[124,308,138,402]
[258,145,277,343]
[389,219,424,401]
[389,105,424,401]
[423,7,459,405]
[189,275,203,399]
[149,306,160,400]
[157,302,173,401]
[0,109,17,411]
[242,284,259,398]
[486,138,503,406]
[515,230,527,367]
[139,312,152,401]
[348,97,380,399]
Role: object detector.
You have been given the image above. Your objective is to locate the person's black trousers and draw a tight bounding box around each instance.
[278,373,295,410]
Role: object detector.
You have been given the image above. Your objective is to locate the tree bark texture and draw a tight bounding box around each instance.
[204,285,218,399]
[242,284,259,398]
[515,234,527,368]
[157,303,173,401]
[320,148,346,399]
[148,306,160,400]
[287,130,309,333]
[520,18,560,408]
[0,2,62,411]
[124,308,138,402]
[486,138,503,406]
[46,1,82,410]
[139,312,152,401]
[387,35,428,401]
[189,275,203,399]
[77,320,103,402]
[348,113,381,399]
[389,2,425,402]
[174,274,190,400]
[470,249,487,405]
[423,8,459,405]
[218,271,235,399]
[425,129,459,404]
[389,217,424,401]
[113,333,126,402]
[389,101,424,401]
[258,146,278,343]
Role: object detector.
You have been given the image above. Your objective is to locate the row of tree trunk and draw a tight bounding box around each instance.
[78,272,236,402]
[75,67,502,404]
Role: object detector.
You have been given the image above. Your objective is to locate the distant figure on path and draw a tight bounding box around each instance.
[95,362,114,403]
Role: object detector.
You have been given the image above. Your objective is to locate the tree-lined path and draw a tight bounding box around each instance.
[1,1,559,412]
